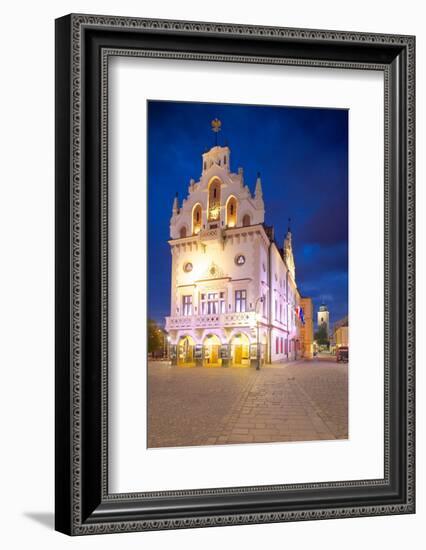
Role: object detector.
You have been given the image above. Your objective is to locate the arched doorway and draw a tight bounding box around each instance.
[203,334,221,367]
[177,335,195,366]
[230,333,250,367]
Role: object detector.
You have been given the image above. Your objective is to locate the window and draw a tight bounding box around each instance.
[208,179,221,221]
[224,156,227,165]
[285,339,288,354]
[226,196,237,227]
[201,292,225,315]
[280,338,283,353]
[275,299,278,320]
[200,293,206,314]
[242,214,251,227]
[208,293,217,314]
[179,226,187,238]
[182,295,192,316]
[276,337,279,354]
[192,204,202,234]
[235,290,247,312]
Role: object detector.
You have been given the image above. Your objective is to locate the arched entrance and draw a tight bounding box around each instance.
[177,335,195,366]
[203,334,222,367]
[230,333,250,367]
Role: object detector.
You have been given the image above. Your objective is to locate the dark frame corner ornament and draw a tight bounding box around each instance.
[55,13,415,536]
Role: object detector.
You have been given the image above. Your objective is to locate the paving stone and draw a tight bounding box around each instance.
[147,358,348,447]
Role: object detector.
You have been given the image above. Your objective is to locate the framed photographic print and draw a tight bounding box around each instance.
[55,14,415,535]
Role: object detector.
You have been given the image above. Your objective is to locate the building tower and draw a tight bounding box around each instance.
[317,304,330,335]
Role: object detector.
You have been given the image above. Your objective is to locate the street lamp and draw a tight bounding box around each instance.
[254,296,264,370]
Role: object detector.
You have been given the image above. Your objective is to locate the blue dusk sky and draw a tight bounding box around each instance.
[147,100,348,329]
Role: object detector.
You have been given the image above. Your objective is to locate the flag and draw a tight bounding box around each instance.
[295,305,305,325]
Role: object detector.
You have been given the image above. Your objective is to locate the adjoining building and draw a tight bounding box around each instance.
[165,122,313,367]
[333,315,349,350]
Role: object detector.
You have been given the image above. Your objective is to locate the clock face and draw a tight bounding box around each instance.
[235,254,246,266]
[183,262,193,273]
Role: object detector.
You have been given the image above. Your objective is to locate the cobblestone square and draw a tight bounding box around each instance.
[148,358,348,447]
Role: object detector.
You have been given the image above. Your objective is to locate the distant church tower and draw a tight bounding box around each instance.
[317,304,330,335]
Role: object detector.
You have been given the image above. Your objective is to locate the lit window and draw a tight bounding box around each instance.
[182,295,192,316]
[200,293,206,314]
[219,292,226,313]
[201,292,225,315]
[235,290,247,312]
[208,293,217,314]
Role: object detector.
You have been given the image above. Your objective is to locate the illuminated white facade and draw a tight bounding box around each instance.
[165,139,306,366]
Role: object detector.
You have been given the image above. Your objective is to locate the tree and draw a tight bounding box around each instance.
[314,323,329,347]
[148,318,164,355]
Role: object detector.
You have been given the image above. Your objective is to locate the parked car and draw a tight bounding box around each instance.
[336,346,349,363]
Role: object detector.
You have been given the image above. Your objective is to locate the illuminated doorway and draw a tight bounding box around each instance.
[203,334,222,367]
[230,333,250,367]
[177,335,195,366]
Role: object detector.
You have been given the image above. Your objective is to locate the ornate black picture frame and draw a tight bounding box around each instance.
[55,14,415,535]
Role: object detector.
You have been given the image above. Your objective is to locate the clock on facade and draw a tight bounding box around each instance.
[235,254,246,266]
[183,262,193,273]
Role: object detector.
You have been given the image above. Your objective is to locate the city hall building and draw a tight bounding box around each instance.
[165,124,313,367]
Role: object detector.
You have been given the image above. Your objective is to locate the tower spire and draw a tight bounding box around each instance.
[211,118,222,146]
[172,192,179,215]
[255,172,263,199]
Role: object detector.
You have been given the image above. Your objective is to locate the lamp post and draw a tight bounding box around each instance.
[254,296,264,370]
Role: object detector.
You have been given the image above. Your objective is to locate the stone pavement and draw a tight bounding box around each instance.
[147,358,348,448]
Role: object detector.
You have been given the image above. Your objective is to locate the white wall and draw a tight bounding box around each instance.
[0,0,423,548]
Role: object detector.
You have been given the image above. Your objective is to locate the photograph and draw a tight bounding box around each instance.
[52,9,415,538]
[147,100,349,448]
